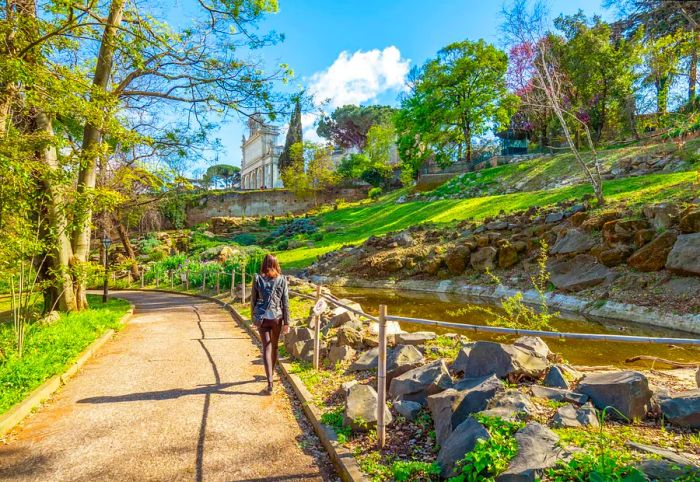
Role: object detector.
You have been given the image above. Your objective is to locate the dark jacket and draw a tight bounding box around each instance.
[251,273,290,325]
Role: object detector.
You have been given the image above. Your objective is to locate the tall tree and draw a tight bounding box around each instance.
[316,104,396,150]
[278,95,303,172]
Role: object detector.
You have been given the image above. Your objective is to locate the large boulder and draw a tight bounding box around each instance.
[548,255,613,292]
[578,371,652,420]
[496,423,561,482]
[551,403,599,428]
[328,345,356,364]
[387,344,424,383]
[530,385,588,404]
[396,331,436,346]
[427,375,503,446]
[284,327,313,354]
[481,389,535,421]
[679,209,700,233]
[337,325,363,349]
[389,359,453,405]
[543,366,569,389]
[636,460,700,481]
[328,308,356,328]
[445,246,471,274]
[550,228,596,255]
[462,341,549,380]
[498,244,520,269]
[627,231,677,272]
[665,233,700,276]
[470,246,498,272]
[451,344,474,375]
[513,336,550,359]
[344,384,392,431]
[643,203,681,230]
[657,389,700,428]
[349,348,378,371]
[437,417,491,479]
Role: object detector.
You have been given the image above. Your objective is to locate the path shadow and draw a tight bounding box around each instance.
[236,475,322,481]
[77,379,264,404]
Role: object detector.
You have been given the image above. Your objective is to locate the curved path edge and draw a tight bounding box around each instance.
[0,304,135,438]
[307,275,700,335]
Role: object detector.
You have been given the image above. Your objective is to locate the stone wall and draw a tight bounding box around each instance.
[184,187,369,226]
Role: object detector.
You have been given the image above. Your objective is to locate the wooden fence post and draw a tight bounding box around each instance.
[216,271,221,295]
[230,268,235,298]
[377,304,388,449]
[241,266,246,302]
[127,271,132,286]
[170,271,174,289]
[185,269,190,290]
[155,271,159,288]
[312,285,323,370]
[141,268,145,289]
[202,271,206,291]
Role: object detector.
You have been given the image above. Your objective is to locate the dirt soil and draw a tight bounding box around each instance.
[0,290,337,482]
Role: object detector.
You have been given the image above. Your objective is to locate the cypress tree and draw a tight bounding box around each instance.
[278,96,303,172]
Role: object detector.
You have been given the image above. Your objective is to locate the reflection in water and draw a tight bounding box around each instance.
[334,287,700,367]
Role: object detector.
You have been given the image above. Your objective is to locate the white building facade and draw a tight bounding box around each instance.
[240,115,284,190]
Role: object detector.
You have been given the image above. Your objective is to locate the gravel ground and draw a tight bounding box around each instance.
[0,290,337,482]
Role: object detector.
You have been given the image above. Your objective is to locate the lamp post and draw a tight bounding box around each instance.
[102,234,112,303]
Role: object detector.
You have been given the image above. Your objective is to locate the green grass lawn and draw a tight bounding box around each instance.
[0,295,131,414]
[277,170,698,268]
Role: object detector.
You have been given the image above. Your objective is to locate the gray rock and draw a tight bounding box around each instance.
[514,336,550,359]
[451,344,474,375]
[341,380,357,394]
[284,327,313,354]
[328,345,356,364]
[545,212,565,224]
[543,366,570,389]
[395,231,415,247]
[484,389,535,420]
[396,331,437,346]
[393,400,422,421]
[496,423,561,482]
[658,389,700,428]
[389,359,453,405]
[486,221,509,230]
[626,441,694,466]
[550,228,596,254]
[337,325,363,348]
[636,460,700,481]
[39,311,60,326]
[548,255,614,292]
[470,246,498,271]
[463,341,549,379]
[530,385,588,404]
[437,417,491,479]
[551,403,599,428]
[387,344,424,383]
[666,233,700,276]
[643,203,681,230]
[349,348,378,371]
[329,309,356,328]
[428,375,503,446]
[344,384,392,431]
[578,371,652,420]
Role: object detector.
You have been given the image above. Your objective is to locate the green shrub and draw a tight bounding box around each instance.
[320,408,352,444]
[368,187,383,200]
[258,217,269,227]
[311,232,324,242]
[233,233,257,246]
[276,240,289,251]
[392,460,441,481]
[140,234,160,254]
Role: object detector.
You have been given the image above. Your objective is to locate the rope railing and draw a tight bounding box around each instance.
[386,315,700,346]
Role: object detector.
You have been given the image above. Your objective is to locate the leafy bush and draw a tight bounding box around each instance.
[392,460,441,481]
[368,187,383,200]
[450,415,524,481]
[320,408,352,444]
[258,217,269,227]
[311,232,324,242]
[233,233,257,246]
[140,234,160,254]
[275,240,289,250]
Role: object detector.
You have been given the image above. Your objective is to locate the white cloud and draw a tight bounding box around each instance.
[307,46,410,109]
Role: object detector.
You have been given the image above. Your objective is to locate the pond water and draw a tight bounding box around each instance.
[333,287,700,367]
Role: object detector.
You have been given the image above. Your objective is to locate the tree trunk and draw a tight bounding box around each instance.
[656,76,669,116]
[35,110,78,311]
[71,0,126,309]
[689,32,698,106]
[114,216,140,279]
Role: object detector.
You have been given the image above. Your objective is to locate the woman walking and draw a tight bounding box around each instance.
[251,254,290,394]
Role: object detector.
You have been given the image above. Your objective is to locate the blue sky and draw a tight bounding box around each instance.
[195,0,613,175]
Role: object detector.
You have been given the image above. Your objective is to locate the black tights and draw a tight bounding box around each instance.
[258,318,282,386]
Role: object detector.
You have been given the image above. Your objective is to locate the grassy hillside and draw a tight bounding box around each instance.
[277,169,698,268]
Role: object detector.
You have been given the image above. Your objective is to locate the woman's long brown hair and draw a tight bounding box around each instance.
[260,254,281,278]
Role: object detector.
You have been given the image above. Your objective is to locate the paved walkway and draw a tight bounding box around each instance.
[0,291,334,482]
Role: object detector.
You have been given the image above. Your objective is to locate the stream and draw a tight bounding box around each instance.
[333,287,700,367]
